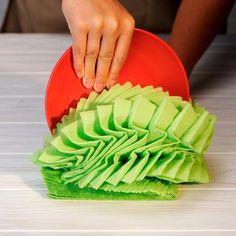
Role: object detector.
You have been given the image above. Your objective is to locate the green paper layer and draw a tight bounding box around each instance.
[33,82,216,200]
[41,167,177,200]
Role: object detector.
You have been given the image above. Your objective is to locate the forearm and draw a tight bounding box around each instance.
[168,0,235,76]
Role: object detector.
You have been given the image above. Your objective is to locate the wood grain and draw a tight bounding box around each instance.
[0,122,233,153]
[1,190,236,230]
[0,232,235,236]
[0,34,236,234]
[0,74,47,96]
[0,153,235,191]
[1,72,236,97]
[0,96,234,122]
[2,51,236,74]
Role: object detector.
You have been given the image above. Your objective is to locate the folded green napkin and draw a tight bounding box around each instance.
[33,82,216,200]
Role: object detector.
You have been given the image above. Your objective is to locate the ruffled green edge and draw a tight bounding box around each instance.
[33,83,216,200]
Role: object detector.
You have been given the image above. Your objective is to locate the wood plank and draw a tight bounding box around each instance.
[1,51,236,73]
[0,232,235,236]
[193,97,236,122]
[190,72,236,97]
[0,72,236,98]
[0,154,235,190]
[0,123,48,153]
[1,36,236,74]
[0,53,60,73]
[0,34,71,52]
[0,96,235,122]
[0,74,47,96]
[0,34,235,233]
[0,190,236,230]
[0,232,236,236]
[193,52,236,73]
[0,34,236,52]
[0,123,234,153]
[0,98,45,122]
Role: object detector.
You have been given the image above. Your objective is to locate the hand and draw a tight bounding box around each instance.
[62,0,135,92]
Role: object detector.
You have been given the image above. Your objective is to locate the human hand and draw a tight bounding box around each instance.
[62,0,135,92]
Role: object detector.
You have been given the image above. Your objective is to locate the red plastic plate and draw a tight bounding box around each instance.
[45,28,190,132]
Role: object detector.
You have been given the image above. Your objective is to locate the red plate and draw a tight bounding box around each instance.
[45,28,190,132]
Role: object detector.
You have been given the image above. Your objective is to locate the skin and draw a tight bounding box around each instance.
[168,0,235,76]
[62,0,235,91]
[62,0,135,92]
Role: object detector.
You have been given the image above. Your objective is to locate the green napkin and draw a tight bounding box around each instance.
[33,82,216,200]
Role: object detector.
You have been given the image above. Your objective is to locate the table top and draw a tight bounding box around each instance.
[0,34,236,236]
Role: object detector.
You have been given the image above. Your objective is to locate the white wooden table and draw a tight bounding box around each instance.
[0,34,236,236]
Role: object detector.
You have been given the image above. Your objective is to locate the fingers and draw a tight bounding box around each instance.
[106,18,135,89]
[83,29,101,88]
[63,0,135,92]
[72,30,87,79]
[106,29,133,89]
[72,21,134,92]
[94,32,117,92]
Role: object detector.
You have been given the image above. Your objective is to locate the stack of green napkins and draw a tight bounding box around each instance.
[33,82,216,200]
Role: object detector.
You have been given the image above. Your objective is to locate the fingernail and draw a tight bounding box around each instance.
[83,78,94,88]
[94,82,105,92]
[106,80,116,89]
[76,70,83,78]
[76,67,84,78]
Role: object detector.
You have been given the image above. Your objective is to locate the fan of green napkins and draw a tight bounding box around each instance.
[33,82,216,200]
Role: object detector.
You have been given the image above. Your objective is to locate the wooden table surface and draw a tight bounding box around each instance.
[0,34,236,236]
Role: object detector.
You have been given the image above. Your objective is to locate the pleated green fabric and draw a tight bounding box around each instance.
[33,82,216,200]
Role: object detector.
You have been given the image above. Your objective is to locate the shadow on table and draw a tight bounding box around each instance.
[4,155,48,198]
[189,38,236,95]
